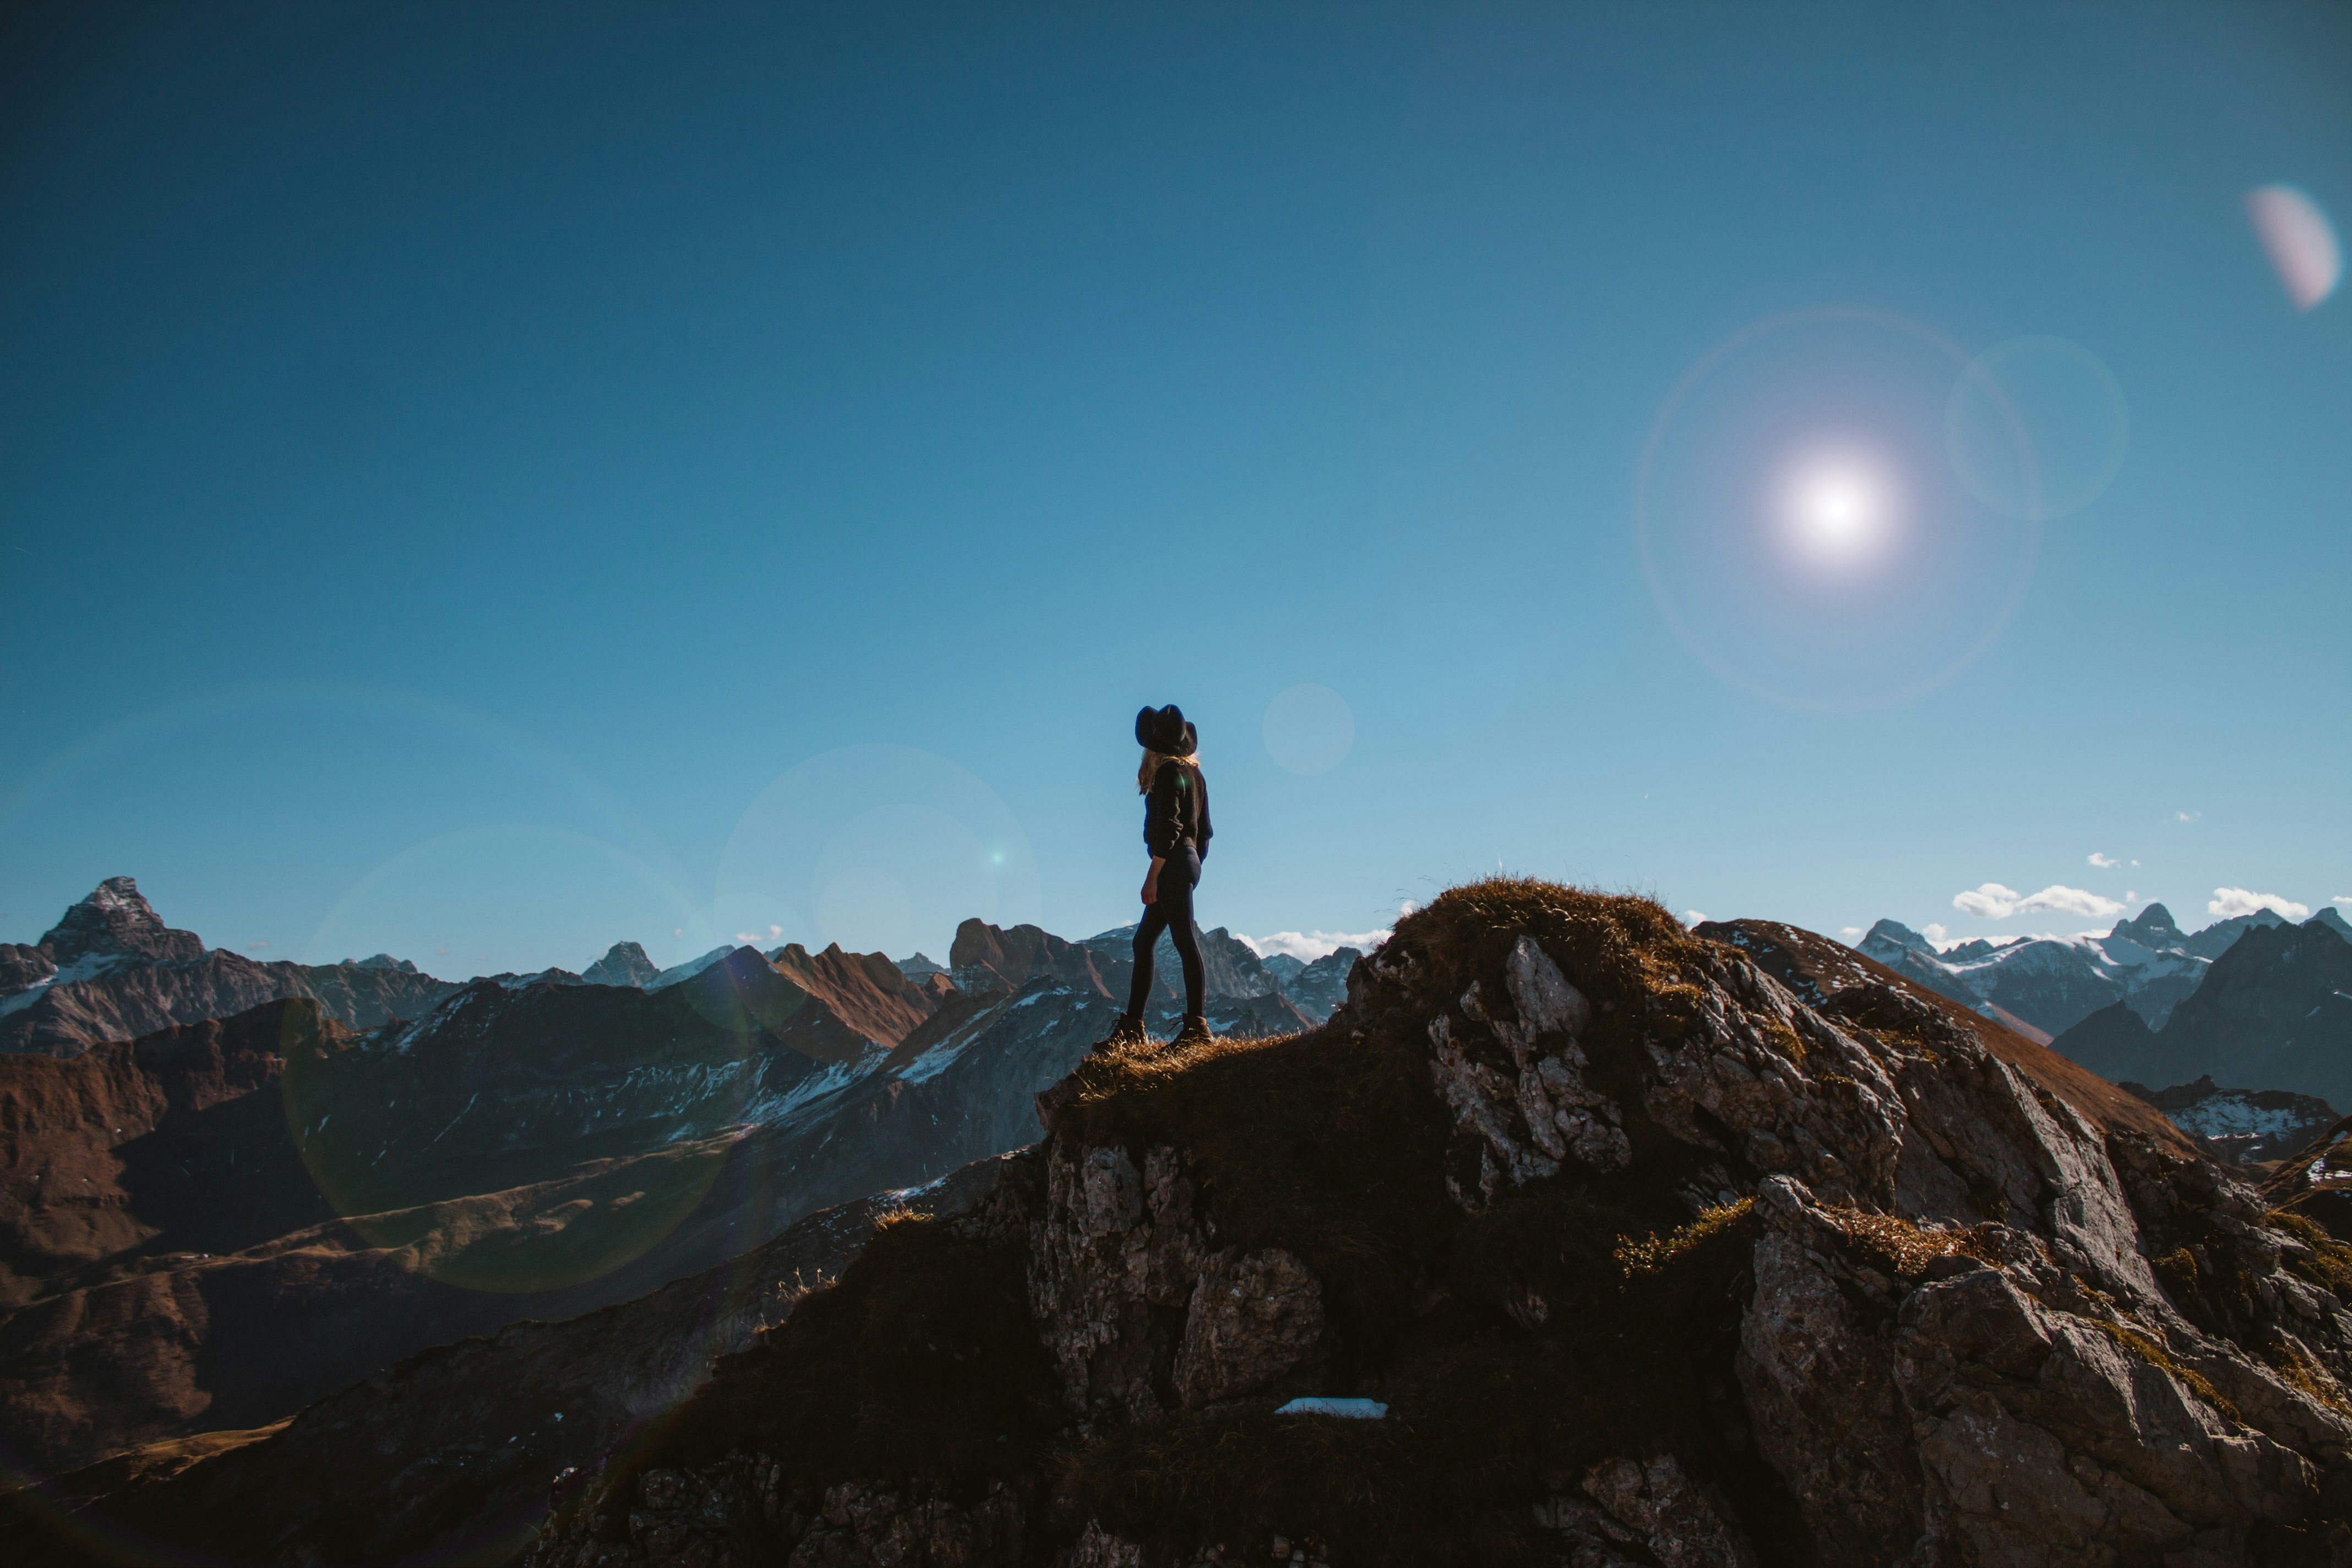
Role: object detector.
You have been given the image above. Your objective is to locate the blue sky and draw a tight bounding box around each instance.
[3,2,2346,977]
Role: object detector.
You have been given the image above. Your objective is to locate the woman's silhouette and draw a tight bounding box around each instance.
[1096,704,1213,1050]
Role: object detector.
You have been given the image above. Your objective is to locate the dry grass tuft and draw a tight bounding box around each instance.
[2271,1211,2352,1303]
[1823,1208,2006,1277]
[1615,1199,1757,1276]
[2089,1320,2242,1423]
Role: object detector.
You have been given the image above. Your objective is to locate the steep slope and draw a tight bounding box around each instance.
[0,1159,1012,1568]
[0,878,459,1057]
[0,912,1313,1482]
[486,881,2351,1565]
[184,881,2346,1568]
[0,938,952,1477]
[2060,919,2352,1107]
[582,941,660,987]
[1698,918,2198,1158]
[29,882,2352,1566]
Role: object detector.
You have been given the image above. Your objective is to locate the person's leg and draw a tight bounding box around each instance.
[1161,855,1205,1022]
[1124,901,1170,1021]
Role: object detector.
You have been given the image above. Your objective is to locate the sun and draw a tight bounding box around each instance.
[1776,446,1902,574]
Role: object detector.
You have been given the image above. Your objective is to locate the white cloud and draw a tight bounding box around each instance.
[245,940,270,950]
[1923,923,1950,945]
[2088,853,2119,869]
[2208,887,2311,921]
[2175,811,2201,823]
[1683,910,1709,927]
[1953,883,2022,918]
[2131,859,2141,867]
[2337,896,2352,908]
[1398,900,1419,917]
[1838,925,1864,940]
[436,945,450,956]
[672,927,685,938]
[1238,928,1392,963]
[1953,883,2125,920]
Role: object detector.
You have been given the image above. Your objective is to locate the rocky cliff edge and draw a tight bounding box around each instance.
[32,880,2352,1566]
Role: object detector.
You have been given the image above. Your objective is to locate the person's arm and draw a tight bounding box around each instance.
[1142,762,1181,903]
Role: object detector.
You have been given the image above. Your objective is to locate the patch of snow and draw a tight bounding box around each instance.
[1276,1397,1387,1419]
[647,947,733,991]
[2170,1098,2307,1140]
[0,950,129,1016]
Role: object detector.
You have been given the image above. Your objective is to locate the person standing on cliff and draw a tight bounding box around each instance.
[1093,704,1214,1052]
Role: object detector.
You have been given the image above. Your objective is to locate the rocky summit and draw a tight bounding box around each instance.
[34,879,2351,1566]
[0,877,461,1056]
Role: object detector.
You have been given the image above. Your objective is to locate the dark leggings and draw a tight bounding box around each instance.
[1126,845,1203,1020]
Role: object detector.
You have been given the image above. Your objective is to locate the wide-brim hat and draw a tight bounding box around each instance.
[1135,704,1196,755]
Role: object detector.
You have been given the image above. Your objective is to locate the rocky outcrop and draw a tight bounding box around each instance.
[584,940,661,988]
[28,882,2352,1566]
[0,878,460,1056]
[1027,1141,1324,1422]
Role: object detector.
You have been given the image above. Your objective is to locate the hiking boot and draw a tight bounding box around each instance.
[1090,1014,1150,1055]
[1172,1013,1213,1048]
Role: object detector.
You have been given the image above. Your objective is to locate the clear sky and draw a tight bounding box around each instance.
[3,2,2347,978]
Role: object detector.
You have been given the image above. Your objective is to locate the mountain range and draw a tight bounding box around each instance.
[1855,900,2350,1039]
[0,878,460,1056]
[0,879,1351,1478]
[2052,914,2352,1110]
[14,879,2351,1566]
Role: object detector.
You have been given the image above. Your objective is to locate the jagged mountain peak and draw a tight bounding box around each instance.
[1859,917,1935,955]
[352,952,419,973]
[582,940,660,988]
[2112,902,2184,946]
[40,875,206,968]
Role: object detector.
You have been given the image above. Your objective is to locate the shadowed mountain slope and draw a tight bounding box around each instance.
[0,912,1314,1481]
[48,883,2350,1566]
[2053,918,2352,1109]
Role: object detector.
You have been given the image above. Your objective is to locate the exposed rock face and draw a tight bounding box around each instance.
[2059,918,2352,1109]
[1561,1453,1757,1568]
[583,940,661,987]
[29,886,2352,1567]
[0,878,460,1056]
[40,877,208,968]
[1025,1140,1326,1421]
[952,919,1123,998]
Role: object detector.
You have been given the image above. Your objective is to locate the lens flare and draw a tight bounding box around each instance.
[1776,447,1904,575]
[1945,336,2129,521]
[1636,307,2041,710]
[2246,184,2343,311]
[1262,684,1355,776]
[718,745,1042,962]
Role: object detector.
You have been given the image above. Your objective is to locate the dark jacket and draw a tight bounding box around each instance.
[1144,760,1212,863]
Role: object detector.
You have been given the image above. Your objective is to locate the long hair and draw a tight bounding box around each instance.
[1137,746,1199,794]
